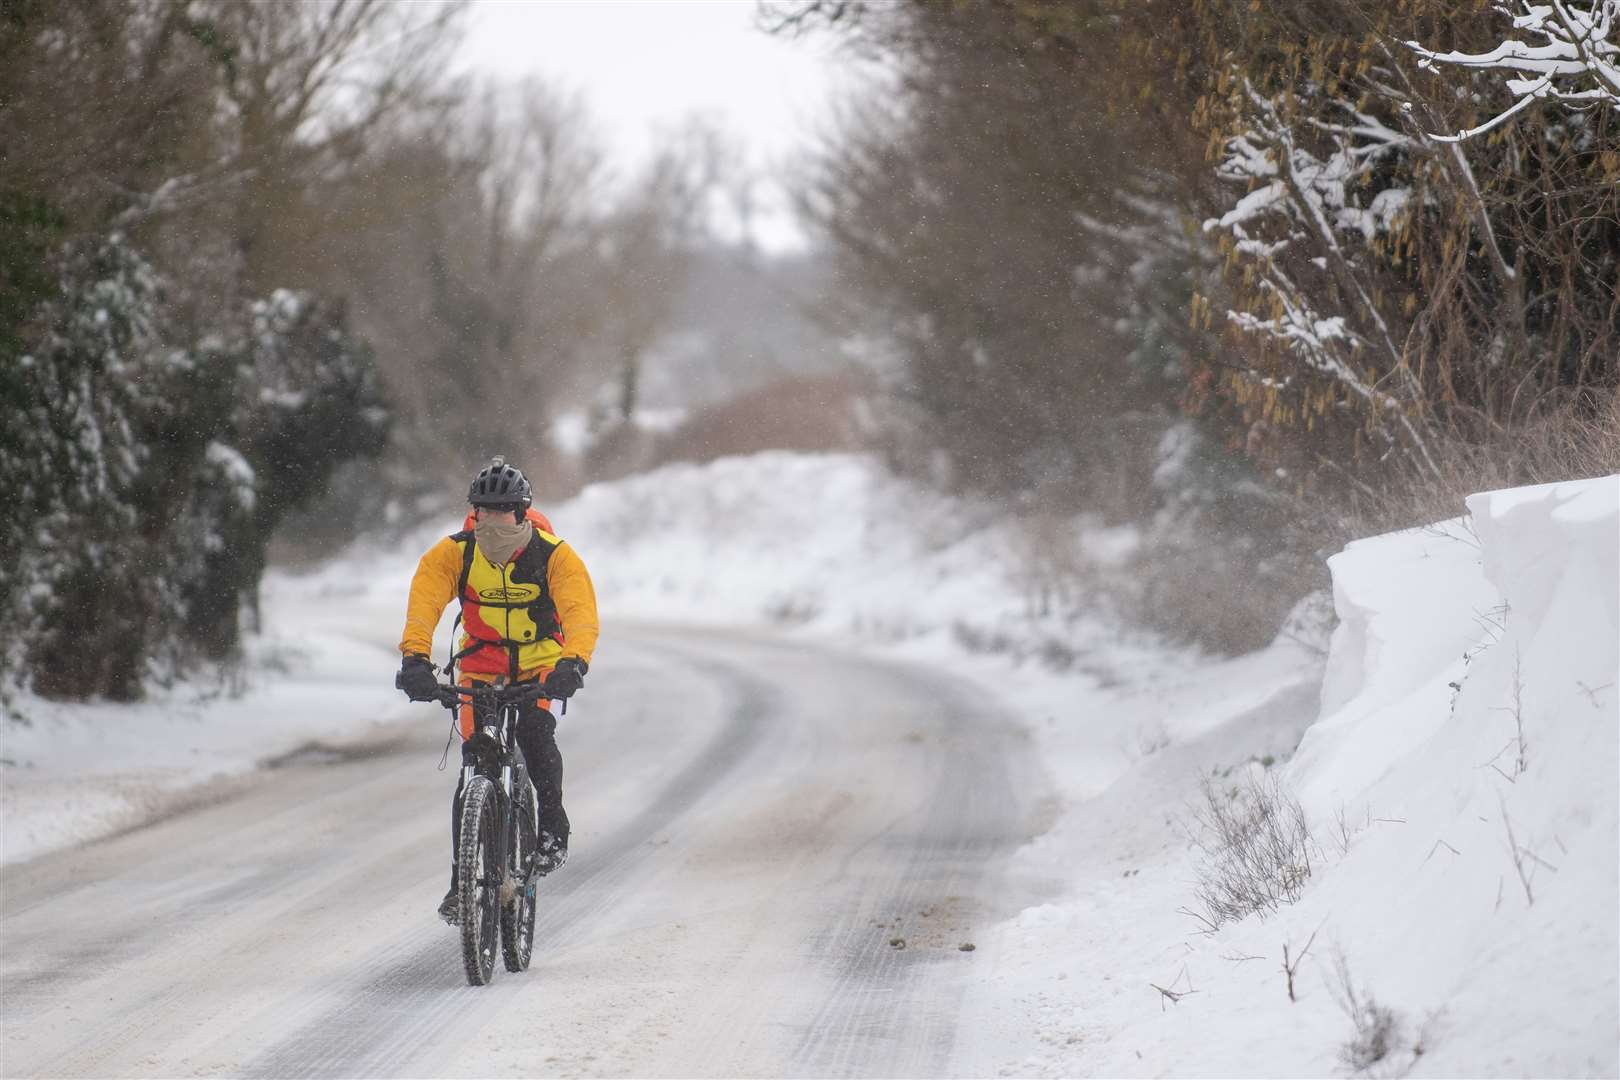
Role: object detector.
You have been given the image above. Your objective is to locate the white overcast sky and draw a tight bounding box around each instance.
[454,0,871,251]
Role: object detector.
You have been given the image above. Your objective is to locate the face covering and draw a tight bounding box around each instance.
[473,512,533,566]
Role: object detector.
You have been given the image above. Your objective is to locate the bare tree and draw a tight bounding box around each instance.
[611,121,727,419]
[0,0,219,230]
[311,77,610,479]
[194,0,467,293]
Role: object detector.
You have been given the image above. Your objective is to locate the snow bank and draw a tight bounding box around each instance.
[559,451,1185,689]
[1291,516,1498,813]
[1280,474,1618,1075]
[976,473,1617,1078]
[556,452,1306,806]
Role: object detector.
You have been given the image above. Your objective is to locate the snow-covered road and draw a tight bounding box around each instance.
[1,624,1051,1078]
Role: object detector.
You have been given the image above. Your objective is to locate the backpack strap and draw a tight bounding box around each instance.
[446,531,474,682]
[453,530,475,598]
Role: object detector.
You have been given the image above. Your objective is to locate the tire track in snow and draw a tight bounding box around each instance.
[784,683,1035,1077]
[3,629,1049,1079]
[244,653,776,1078]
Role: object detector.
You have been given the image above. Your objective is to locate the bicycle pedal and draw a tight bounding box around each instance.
[524,860,555,886]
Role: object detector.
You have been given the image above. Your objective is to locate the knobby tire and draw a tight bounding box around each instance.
[457,776,501,986]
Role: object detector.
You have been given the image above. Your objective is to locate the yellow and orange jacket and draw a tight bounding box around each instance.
[399,508,599,682]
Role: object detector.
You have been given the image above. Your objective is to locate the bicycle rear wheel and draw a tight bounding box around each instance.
[501,778,538,972]
[457,776,501,986]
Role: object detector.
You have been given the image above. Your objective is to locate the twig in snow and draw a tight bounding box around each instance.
[1479,651,1530,783]
[1486,764,1518,784]
[1150,982,1195,1009]
[1281,918,1326,1003]
[1422,838,1461,864]
[1474,603,1509,637]
[1150,964,1198,1011]
[1333,804,1358,857]
[1576,680,1614,707]
[1223,951,1266,965]
[1520,847,1561,874]
[1176,906,1220,937]
[1495,649,1529,777]
[1498,797,1553,907]
[1481,737,1522,783]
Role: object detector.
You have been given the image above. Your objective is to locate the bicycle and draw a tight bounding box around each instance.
[430,678,547,986]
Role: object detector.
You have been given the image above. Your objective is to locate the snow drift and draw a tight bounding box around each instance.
[980,472,1618,1078]
[1284,475,1618,1075]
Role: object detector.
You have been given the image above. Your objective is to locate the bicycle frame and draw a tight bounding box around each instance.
[437,679,546,874]
[459,692,516,802]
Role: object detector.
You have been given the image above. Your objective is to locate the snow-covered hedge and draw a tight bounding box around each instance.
[0,234,387,701]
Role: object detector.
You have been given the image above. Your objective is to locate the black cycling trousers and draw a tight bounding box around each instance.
[450,701,569,868]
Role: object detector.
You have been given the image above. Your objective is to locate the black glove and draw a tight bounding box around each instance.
[544,657,587,700]
[396,655,439,702]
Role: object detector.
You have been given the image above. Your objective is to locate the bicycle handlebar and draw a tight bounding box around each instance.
[431,681,551,709]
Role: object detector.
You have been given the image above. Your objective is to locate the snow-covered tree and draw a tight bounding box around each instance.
[1199,77,1439,474]
[0,233,387,700]
[192,289,389,652]
[1181,0,1617,487]
[1408,0,1620,141]
[0,234,222,698]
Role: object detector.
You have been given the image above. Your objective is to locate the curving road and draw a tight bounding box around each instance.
[0,626,1051,1078]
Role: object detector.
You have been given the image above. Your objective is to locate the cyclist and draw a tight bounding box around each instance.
[396,457,600,925]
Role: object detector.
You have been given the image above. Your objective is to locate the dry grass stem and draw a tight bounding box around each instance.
[1187,772,1317,928]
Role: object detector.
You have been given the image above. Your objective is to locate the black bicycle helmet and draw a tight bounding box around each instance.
[467,456,533,508]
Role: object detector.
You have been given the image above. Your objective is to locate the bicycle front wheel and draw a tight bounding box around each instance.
[457,775,501,986]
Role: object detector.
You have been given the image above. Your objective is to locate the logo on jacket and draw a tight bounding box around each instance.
[478,584,541,603]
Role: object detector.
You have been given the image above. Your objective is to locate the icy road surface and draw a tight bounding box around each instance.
[0,625,1050,1078]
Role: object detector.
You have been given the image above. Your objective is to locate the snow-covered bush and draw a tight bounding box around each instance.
[0,233,386,699]
[188,289,389,651]
[0,234,204,699]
